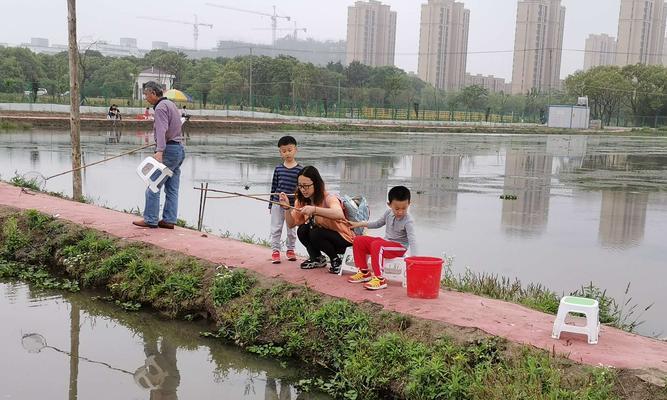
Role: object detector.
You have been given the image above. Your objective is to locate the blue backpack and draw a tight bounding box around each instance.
[339,194,370,235]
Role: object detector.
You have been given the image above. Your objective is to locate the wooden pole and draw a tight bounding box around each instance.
[67,0,83,201]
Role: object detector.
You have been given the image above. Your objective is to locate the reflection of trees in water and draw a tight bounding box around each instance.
[501,150,553,237]
[598,191,649,249]
[410,154,462,223]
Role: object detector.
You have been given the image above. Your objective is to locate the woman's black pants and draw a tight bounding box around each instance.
[297,223,351,261]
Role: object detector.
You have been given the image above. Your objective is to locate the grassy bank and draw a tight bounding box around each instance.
[0,207,665,399]
[0,120,32,130]
[442,267,653,333]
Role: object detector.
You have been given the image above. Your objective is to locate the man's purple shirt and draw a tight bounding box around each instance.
[153,98,183,151]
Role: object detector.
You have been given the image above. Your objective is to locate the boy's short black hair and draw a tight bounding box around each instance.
[278,135,297,147]
[388,186,411,203]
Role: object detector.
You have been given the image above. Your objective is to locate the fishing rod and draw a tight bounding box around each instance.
[23,143,153,190]
[193,187,297,209]
[47,143,153,180]
[207,192,295,199]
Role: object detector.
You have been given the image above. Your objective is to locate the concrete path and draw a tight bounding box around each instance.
[1,182,665,373]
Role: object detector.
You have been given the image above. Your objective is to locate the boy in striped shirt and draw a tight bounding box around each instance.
[269,136,303,263]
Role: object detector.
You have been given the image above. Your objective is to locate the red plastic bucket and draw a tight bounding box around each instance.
[405,256,443,299]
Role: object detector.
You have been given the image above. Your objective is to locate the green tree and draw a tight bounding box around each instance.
[621,64,667,125]
[185,58,221,108]
[345,61,370,87]
[457,85,489,111]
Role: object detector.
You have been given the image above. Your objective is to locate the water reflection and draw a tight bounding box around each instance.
[138,337,180,399]
[339,156,393,206]
[599,191,649,248]
[265,377,293,400]
[501,150,552,237]
[411,154,461,223]
[4,282,328,399]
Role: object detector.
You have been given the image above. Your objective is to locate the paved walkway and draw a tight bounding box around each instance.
[1,182,665,373]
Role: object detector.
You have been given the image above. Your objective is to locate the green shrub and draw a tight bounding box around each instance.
[210,268,256,306]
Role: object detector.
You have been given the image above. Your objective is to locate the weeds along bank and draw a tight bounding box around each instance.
[0,207,665,400]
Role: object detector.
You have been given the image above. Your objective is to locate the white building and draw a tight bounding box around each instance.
[133,67,175,101]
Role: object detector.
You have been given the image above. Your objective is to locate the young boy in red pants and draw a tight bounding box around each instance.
[347,186,417,290]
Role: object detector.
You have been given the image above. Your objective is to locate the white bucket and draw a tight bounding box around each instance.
[136,156,173,193]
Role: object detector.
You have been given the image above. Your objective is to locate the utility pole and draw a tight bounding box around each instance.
[67,0,82,201]
[249,47,253,112]
[337,78,341,118]
[292,80,296,112]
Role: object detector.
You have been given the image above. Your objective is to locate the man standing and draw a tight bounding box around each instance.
[133,81,185,229]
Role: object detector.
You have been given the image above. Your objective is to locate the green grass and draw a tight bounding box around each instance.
[442,266,651,333]
[0,120,32,130]
[210,267,257,307]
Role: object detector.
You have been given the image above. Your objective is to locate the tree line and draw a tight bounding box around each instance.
[3,45,665,125]
[565,64,667,126]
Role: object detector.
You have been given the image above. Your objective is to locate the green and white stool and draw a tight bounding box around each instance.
[551,296,600,345]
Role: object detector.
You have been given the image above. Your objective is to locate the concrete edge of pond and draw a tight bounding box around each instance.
[0,181,665,375]
[0,113,640,135]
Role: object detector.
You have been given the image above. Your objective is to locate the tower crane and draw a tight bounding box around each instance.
[137,14,213,50]
[254,21,307,41]
[205,3,290,46]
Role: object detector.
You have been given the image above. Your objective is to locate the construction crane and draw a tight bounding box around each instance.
[254,21,307,41]
[137,14,213,50]
[206,3,290,46]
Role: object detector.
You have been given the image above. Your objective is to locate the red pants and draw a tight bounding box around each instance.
[352,236,406,278]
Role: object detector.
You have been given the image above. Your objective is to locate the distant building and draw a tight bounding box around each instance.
[346,0,397,67]
[464,73,508,93]
[120,38,138,48]
[134,67,175,101]
[584,34,617,70]
[20,37,67,55]
[417,0,470,91]
[210,37,346,66]
[78,38,143,57]
[511,0,565,95]
[152,41,169,50]
[616,0,666,66]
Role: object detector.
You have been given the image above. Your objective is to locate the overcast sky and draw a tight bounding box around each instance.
[2,0,620,80]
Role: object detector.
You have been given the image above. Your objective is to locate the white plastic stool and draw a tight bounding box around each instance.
[338,247,407,287]
[551,296,600,344]
[136,156,173,193]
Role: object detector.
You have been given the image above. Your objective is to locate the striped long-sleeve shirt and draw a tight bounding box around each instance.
[269,163,303,209]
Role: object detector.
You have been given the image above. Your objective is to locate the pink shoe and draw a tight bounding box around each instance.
[271,250,281,264]
[286,250,297,261]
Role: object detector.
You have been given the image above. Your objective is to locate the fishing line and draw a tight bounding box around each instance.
[21,143,153,190]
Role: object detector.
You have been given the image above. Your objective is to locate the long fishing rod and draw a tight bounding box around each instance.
[193,187,297,209]
[207,192,295,199]
[46,143,153,180]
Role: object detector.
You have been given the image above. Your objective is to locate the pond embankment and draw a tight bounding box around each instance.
[0,181,666,399]
[0,110,630,134]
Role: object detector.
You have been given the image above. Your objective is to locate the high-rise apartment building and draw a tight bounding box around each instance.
[584,34,617,70]
[511,0,565,95]
[464,73,509,93]
[346,0,397,67]
[615,0,666,66]
[417,0,470,91]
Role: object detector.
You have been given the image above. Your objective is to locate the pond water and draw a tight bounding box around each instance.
[0,129,665,337]
[0,281,329,399]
